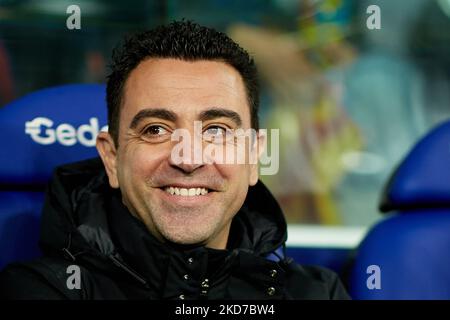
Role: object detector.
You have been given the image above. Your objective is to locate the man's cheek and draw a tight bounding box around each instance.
[127,149,153,173]
[218,165,249,194]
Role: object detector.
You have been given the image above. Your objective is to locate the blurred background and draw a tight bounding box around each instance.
[1,0,449,229]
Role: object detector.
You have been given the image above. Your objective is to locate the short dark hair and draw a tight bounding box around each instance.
[106,20,260,145]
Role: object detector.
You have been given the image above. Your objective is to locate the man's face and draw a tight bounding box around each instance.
[97,58,262,249]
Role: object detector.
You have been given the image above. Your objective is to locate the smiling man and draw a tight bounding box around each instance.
[98,57,259,250]
[0,21,350,300]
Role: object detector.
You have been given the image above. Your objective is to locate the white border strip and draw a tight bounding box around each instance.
[286,225,368,249]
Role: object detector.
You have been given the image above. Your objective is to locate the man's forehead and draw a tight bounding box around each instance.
[120,58,251,126]
[126,58,244,90]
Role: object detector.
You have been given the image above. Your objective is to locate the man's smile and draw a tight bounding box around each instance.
[155,184,217,206]
[164,186,209,196]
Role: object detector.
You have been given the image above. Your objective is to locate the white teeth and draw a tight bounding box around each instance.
[164,187,209,196]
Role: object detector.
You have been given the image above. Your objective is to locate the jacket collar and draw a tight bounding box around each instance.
[107,189,241,298]
[39,157,288,298]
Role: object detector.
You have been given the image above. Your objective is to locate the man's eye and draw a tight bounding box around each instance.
[143,125,169,136]
[205,126,226,136]
[203,126,233,142]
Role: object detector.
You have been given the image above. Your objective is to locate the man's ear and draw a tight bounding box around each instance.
[249,130,266,186]
[96,131,120,188]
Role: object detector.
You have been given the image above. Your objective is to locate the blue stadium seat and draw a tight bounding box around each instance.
[350,119,450,299]
[0,84,107,270]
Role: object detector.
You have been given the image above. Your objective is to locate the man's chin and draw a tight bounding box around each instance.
[159,231,210,248]
[164,238,208,250]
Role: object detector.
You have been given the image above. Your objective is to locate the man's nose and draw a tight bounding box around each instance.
[168,130,205,173]
[171,161,204,174]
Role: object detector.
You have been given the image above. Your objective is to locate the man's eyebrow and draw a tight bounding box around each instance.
[199,108,242,127]
[129,108,177,129]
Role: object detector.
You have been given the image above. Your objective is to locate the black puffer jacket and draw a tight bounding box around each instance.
[0,158,350,300]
